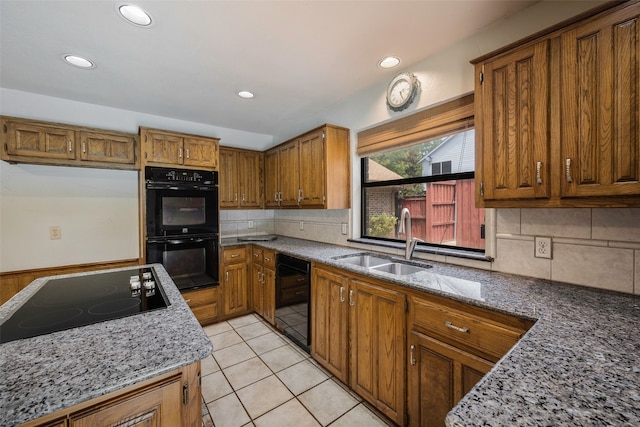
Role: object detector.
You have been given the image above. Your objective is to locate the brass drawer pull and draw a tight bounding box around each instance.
[410,345,416,366]
[339,287,345,303]
[445,321,469,333]
[231,253,239,258]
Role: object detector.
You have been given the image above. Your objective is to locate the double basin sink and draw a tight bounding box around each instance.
[333,252,431,276]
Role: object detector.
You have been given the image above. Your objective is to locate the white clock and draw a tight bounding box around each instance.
[386,72,419,112]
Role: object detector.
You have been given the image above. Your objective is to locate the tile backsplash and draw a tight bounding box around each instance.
[493,208,640,295]
[221,208,639,296]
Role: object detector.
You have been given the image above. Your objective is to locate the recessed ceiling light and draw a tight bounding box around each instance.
[63,54,95,69]
[238,91,255,99]
[378,56,401,69]
[118,4,153,27]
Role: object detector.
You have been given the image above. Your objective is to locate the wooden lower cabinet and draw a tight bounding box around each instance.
[408,331,492,427]
[349,278,406,424]
[183,286,219,325]
[311,265,405,425]
[251,247,276,325]
[20,362,201,427]
[221,246,250,317]
[311,266,349,382]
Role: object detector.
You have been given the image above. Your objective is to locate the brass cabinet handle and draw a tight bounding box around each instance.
[231,253,239,258]
[242,193,246,202]
[410,345,416,366]
[226,271,229,282]
[339,287,345,303]
[234,193,238,202]
[82,142,86,153]
[349,290,354,306]
[265,257,271,262]
[566,158,573,183]
[68,140,73,152]
[179,147,183,158]
[536,161,543,185]
[186,148,190,159]
[298,188,303,205]
[445,321,469,333]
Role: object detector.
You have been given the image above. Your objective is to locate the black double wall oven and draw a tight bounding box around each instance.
[145,166,219,291]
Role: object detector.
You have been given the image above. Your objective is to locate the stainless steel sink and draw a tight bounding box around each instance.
[370,262,427,276]
[334,253,391,268]
[333,253,431,276]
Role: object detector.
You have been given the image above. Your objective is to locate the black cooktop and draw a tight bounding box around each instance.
[0,267,170,344]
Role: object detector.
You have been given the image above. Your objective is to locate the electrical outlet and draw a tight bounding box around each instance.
[49,226,62,240]
[248,220,254,229]
[534,236,552,259]
[299,221,304,231]
[341,223,348,235]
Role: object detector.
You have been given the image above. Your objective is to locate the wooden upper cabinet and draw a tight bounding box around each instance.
[265,124,350,209]
[264,148,280,207]
[140,127,219,170]
[473,1,640,207]
[184,137,219,168]
[219,147,263,209]
[1,116,139,169]
[476,40,550,203]
[299,130,325,207]
[79,130,136,165]
[560,3,640,198]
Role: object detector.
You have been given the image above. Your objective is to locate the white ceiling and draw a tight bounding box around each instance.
[0,1,537,137]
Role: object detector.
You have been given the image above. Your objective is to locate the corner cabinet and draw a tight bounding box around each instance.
[473,1,640,208]
[219,147,264,209]
[140,127,219,170]
[311,264,405,425]
[1,116,139,170]
[264,124,350,209]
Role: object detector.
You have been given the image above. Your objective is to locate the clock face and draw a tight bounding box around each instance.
[386,72,419,111]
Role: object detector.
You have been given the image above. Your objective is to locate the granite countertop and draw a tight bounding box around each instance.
[222,236,640,426]
[0,264,213,427]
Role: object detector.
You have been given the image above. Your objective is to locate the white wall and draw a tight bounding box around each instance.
[0,89,273,271]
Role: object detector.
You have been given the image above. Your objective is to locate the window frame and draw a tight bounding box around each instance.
[356,92,485,255]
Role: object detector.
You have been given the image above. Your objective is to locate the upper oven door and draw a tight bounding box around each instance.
[146,186,219,237]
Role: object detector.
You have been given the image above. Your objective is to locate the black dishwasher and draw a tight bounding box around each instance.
[275,254,311,353]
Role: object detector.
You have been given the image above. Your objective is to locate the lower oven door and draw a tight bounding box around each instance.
[146,234,219,291]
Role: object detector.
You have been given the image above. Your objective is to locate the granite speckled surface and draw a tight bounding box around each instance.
[0,264,213,427]
[223,236,640,426]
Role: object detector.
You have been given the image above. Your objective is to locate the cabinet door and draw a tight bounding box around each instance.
[6,122,75,160]
[239,151,264,208]
[299,130,325,207]
[183,137,218,168]
[311,266,349,383]
[219,148,239,208]
[349,278,406,425]
[478,40,550,201]
[223,263,249,315]
[251,262,264,315]
[79,131,135,165]
[560,3,640,198]
[408,331,492,427]
[69,375,183,427]
[262,267,276,325]
[145,131,182,165]
[279,140,300,207]
[264,148,280,207]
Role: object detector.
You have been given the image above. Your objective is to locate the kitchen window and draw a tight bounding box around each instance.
[357,93,486,254]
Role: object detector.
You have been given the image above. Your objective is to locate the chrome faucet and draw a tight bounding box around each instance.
[398,208,420,260]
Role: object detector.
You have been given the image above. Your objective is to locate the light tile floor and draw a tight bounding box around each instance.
[200,314,394,427]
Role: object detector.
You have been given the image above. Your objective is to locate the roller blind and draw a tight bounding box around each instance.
[357,93,474,156]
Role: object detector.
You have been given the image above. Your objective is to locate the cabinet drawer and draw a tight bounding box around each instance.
[411,297,525,359]
[251,247,263,263]
[182,287,218,308]
[224,246,247,263]
[190,303,219,324]
[262,249,276,269]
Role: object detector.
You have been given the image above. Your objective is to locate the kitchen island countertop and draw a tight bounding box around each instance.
[223,236,640,427]
[0,264,212,427]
